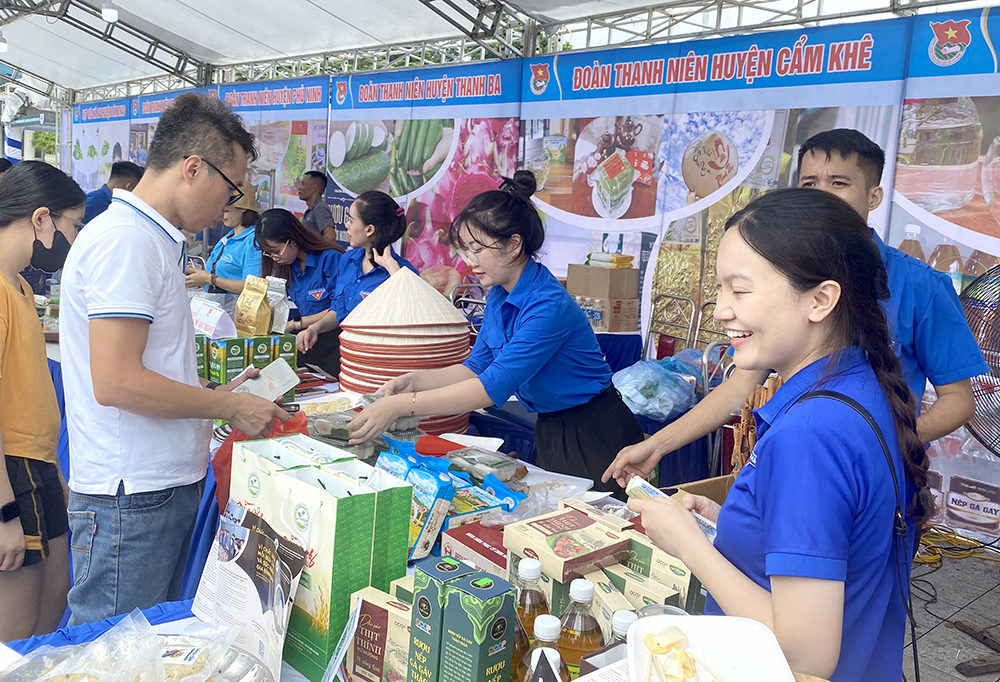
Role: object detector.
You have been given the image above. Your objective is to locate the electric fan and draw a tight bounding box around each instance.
[959,264,1000,455]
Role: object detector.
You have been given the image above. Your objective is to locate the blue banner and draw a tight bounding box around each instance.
[73,98,130,124]
[209,76,329,113]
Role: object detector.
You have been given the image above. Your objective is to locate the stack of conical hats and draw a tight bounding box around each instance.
[339,267,472,434]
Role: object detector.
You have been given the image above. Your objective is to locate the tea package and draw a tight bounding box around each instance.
[235,275,272,337]
[266,276,290,335]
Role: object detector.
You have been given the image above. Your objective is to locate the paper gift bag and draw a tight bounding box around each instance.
[231,441,376,682]
[267,434,412,592]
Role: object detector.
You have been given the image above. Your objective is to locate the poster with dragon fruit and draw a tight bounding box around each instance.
[329,61,521,291]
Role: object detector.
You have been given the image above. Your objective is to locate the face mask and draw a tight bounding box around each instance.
[31,228,72,272]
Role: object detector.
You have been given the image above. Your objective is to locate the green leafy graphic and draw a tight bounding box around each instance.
[460,593,503,645]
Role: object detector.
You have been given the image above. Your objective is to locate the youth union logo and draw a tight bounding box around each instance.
[529,63,551,95]
[929,19,972,67]
[336,81,348,106]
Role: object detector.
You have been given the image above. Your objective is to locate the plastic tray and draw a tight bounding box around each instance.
[626,615,795,682]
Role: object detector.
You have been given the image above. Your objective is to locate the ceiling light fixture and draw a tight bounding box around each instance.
[101,0,118,23]
[0,32,8,54]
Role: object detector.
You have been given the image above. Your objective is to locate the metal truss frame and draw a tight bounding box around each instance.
[0,57,71,102]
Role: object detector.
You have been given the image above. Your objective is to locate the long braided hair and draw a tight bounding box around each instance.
[726,187,931,521]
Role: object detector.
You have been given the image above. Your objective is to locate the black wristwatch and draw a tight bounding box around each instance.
[0,500,20,524]
[206,381,222,391]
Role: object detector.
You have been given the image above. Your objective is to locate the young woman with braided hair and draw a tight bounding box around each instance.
[629,188,927,682]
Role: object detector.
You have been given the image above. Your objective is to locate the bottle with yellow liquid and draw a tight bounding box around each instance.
[524,648,571,682]
[928,236,965,295]
[518,614,566,682]
[963,249,1000,292]
[558,579,604,679]
[898,224,927,263]
[513,612,531,678]
[515,558,550,641]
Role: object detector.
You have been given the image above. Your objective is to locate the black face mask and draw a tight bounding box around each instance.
[31,229,72,272]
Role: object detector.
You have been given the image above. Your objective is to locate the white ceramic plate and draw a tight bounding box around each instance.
[626,615,795,682]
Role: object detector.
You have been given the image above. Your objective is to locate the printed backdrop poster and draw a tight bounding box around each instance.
[210,77,330,216]
[71,98,131,192]
[328,60,520,289]
[129,88,205,168]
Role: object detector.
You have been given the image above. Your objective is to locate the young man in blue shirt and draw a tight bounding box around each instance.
[83,161,144,224]
[606,128,988,487]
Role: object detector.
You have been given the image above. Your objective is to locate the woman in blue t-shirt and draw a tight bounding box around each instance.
[348,171,643,496]
[296,190,416,353]
[185,182,260,296]
[255,209,344,375]
[628,189,930,681]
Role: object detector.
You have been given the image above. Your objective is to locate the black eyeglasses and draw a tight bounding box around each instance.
[184,155,244,206]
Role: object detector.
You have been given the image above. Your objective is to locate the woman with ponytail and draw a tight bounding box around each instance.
[0,161,84,639]
[348,171,643,496]
[296,190,416,353]
[628,188,926,682]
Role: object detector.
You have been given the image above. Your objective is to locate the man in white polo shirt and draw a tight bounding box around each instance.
[60,94,287,625]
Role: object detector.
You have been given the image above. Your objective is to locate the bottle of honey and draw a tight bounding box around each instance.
[515,558,549,641]
[558,579,604,679]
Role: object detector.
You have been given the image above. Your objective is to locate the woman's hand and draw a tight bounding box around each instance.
[678,492,722,524]
[372,246,401,274]
[377,374,414,397]
[185,268,211,288]
[603,439,662,488]
[297,327,319,352]
[628,496,710,563]
[348,396,402,443]
[284,320,300,335]
[0,516,25,572]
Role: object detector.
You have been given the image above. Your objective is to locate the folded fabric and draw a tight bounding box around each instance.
[586,252,635,268]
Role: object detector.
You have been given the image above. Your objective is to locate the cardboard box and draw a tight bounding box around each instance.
[601,564,680,610]
[441,521,507,579]
[347,587,412,682]
[407,557,478,682]
[209,337,247,385]
[507,552,572,618]
[622,530,698,612]
[582,569,634,642]
[438,573,517,682]
[502,508,630,584]
[390,575,415,604]
[589,231,657,297]
[591,298,639,333]
[558,499,635,534]
[566,264,639,299]
[675,475,732,507]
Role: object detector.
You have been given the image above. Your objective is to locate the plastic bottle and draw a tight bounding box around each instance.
[515,558,550,641]
[558,579,604,679]
[591,299,604,331]
[518,614,564,682]
[523,647,571,682]
[928,237,964,295]
[898,224,927,263]
[962,250,999,291]
[609,610,637,644]
[582,297,594,326]
[513,613,531,678]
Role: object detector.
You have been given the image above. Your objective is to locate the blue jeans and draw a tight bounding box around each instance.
[66,479,204,626]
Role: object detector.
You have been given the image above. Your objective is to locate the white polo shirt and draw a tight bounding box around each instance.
[61,189,211,495]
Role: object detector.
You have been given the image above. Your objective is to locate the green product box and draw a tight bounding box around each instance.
[194,334,207,380]
[248,335,273,369]
[622,529,700,612]
[272,333,298,370]
[209,337,248,385]
[601,563,680,610]
[407,556,478,682]
[439,573,517,682]
[390,575,415,604]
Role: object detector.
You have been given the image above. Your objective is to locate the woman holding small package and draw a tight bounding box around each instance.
[348,171,643,496]
[185,182,260,296]
[256,209,344,374]
[628,189,928,682]
[296,190,417,353]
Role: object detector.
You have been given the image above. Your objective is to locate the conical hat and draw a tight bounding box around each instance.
[342,267,468,328]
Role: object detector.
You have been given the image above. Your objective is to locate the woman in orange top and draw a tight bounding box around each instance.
[0,161,85,639]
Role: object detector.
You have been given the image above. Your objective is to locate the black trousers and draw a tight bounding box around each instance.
[298,327,342,377]
[534,386,644,501]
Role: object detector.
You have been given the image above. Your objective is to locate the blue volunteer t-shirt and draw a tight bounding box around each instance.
[873,231,988,405]
[707,347,915,682]
[463,259,612,413]
[330,246,417,322]
[203,226,262,291]
[84,184,113,224]
[287,249,342,317]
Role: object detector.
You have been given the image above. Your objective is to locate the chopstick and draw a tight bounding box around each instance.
[690,652,727,682]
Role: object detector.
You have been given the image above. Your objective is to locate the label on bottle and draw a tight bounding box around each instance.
[946,475,1000,531]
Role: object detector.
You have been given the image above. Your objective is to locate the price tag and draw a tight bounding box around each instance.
[190,298,237,339]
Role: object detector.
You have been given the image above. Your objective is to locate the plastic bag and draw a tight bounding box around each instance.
[613,361,695,421]
[212,412,309,509]
[266,277,290,335]
[158,622,239,682]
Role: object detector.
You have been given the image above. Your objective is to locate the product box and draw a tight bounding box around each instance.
[583,569,635,642]
[444,486,505,531]
[347,587,412,682]
[245,335,273,368]
[566,264,639,299]
[407,557,478,682]
[194,334,207,380]
[591,298,640,333]
[439,573,517,682]
[407,467,457,561]
[590,231,658,293]
[441,521,507,579]
[390,575,415,604]
[558,498,635,533]
[621,530,699,612]
[272,333,298,370]
[209,337,247,385]
[507,552,572,618]
[502,508,630,584]
[601,563,680,610]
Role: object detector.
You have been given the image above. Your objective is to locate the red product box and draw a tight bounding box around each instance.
[440,520,507,579]
[626,150,654,186]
